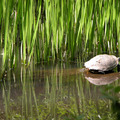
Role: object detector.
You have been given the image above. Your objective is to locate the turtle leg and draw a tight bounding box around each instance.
[98,70,105,74]
[89,70,99,74]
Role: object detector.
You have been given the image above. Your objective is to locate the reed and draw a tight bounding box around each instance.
[0,0,120,66]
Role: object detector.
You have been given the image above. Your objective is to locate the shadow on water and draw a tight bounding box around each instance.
[0,62,120,119]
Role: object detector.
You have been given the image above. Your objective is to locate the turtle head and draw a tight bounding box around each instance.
[118,57,120,63]
[117,57,120,72]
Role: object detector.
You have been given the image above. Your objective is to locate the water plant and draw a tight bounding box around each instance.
[0,0,120,67]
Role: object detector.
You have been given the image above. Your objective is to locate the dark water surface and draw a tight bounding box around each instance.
[0,61,120,120]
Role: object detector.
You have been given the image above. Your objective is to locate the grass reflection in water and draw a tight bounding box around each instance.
[0,64,118,120]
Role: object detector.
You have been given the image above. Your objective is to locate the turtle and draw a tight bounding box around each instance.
[84,54,120,73]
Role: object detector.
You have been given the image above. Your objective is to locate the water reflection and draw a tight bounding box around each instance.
[84,71,120,85]
[0,64,119,119]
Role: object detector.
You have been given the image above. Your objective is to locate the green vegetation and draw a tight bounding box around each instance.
[1,65,117,120]
[1,0,120,119]
[101,85,120,120]
[0,0,120,67]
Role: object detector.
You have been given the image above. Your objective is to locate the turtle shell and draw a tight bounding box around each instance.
[84,54,119,72]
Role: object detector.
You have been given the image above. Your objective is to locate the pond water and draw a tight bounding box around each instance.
[0,60,120,120]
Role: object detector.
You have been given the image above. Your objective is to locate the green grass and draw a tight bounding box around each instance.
[0,0,120,67]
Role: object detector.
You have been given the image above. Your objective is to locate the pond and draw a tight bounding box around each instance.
[0,59,120,120]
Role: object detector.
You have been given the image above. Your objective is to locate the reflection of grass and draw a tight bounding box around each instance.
[1,66,117,119]
[101,85,120,120]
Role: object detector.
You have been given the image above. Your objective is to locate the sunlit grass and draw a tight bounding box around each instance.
[1,1,120,119]
[0,0,120,66]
